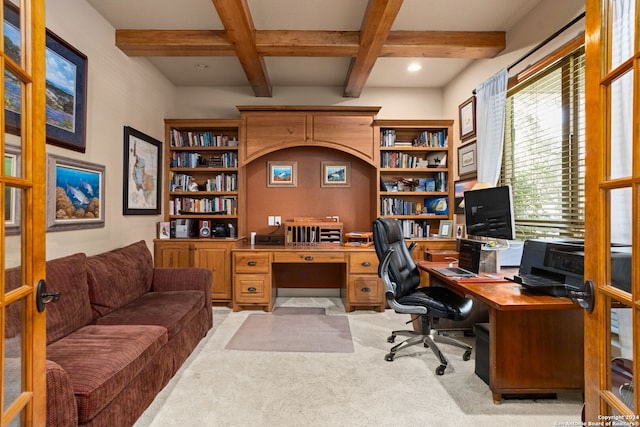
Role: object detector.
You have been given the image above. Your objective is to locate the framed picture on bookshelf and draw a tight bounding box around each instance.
[321,161,351,187]
[123,126,162,215]
[458,96,476,141]
[457,141,477,178]
[4,2,88,152]
[438,220,454,238]
[267,161,297,187]
[46,154,105,232]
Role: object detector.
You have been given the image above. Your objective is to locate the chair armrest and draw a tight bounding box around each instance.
[46,360,78,427]
[408,241,417,254]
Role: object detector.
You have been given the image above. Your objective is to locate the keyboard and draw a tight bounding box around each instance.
[432,266,477,278]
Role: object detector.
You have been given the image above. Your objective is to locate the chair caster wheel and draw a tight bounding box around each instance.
[436,365,446,375]
[385,353,395,362]
[463,350,472,361]
[387,335,396,343]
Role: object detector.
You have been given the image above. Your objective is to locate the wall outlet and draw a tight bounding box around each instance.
[268,216,275,226]
[274,216,281,226]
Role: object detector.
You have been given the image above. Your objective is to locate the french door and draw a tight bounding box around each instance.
[584,0,639,420]
[1,0,47,426]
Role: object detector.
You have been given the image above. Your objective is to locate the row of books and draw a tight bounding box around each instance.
[171,151,238,168]
[381,151,448,169]
[381,195,449,216]
[170,197,237,215]
[170,129,239,147]
[380,129,448,147]
[204,173,238,192]
[398,219,431,238]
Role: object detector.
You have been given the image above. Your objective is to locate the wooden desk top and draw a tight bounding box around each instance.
[417,261,579,312]
[233,243,375,252]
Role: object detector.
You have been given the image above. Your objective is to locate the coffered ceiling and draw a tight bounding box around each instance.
[87,0,543,97]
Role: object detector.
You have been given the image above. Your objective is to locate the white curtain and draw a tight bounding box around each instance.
[475,68,508,186]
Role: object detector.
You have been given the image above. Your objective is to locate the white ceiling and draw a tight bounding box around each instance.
[86,0,543,91]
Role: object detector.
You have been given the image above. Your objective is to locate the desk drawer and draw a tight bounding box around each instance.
[349,253,379,274]
[273,252,346,263]
[234,274,269,303]
[234,252,270,273]
[348,275,382,303]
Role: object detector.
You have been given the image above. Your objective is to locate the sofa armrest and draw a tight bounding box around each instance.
[46,360,78,427]
[152,268,212,327]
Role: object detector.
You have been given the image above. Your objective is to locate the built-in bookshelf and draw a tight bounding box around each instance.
[375,120,454,238]
[164,119,242,237]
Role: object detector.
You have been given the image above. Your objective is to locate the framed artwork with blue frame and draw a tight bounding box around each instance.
[4,2,87,152]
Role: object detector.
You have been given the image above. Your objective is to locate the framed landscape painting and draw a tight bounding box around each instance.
[267,161,297,187]
[4,2,88,152]
[321,161,351,187]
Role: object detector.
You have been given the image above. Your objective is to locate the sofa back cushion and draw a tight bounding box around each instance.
[5,254,93,345]
[86,240,153,317]
[46,253,93,345]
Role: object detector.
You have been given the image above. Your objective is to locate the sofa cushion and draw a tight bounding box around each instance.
[86,240,154,317]
[95,291,205,339]
[46,324,168,423]
[45,253,93,345]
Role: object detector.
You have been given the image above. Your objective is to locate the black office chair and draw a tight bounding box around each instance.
[372,217,473,375]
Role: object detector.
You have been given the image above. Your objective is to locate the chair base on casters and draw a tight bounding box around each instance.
[385,328,472,376]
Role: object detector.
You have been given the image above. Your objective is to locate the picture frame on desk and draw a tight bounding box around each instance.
[458,96,476,141]
[321,161,351,187]
[267,161,297,187]
[123,126,162,215]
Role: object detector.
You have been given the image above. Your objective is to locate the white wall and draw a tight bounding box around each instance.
[41,0,176,260]
[171,86,444,120]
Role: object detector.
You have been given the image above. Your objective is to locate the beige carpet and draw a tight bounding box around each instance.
[134,297,584,427]
[225,306,354,353]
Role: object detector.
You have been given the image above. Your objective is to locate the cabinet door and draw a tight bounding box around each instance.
[243,113,308,161]
[313,114,375,162]
[154,242,192,267]
[193,246,230,300]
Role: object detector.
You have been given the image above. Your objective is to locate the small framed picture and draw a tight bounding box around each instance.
[321,161,351,187]
[457,141,477,178]
[267,161,297,187]
[438,220,454,238]
[458,96,476,141]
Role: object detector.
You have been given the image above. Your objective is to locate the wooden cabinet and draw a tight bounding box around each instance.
[154,239,238,303]
[238,106,380,165]
[407,238,457,285]
[344,252,384,312]
[232,251,275,312]
[375,120,454,239]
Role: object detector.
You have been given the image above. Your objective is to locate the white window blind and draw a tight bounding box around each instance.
[500,48,585,239]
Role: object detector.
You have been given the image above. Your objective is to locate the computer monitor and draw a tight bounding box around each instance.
[463,185,516,241]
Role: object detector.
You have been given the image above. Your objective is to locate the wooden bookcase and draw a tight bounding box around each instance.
[155,119,244,305]
[374,120,454,239]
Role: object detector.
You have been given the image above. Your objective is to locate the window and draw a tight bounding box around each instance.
[500,47,585,240]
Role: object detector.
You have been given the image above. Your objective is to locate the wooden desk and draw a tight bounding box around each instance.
[418,261,584,404]
[231,245,384,312]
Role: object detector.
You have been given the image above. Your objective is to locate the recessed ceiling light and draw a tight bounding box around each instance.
[408,63,422,72]
[194,63,209,70]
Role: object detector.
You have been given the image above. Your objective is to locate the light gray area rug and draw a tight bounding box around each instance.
[134,297,584,427]
[225,306,354,353]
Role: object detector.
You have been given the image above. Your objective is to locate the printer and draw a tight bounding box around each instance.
[515,239,585,297]
[515,239,631,297]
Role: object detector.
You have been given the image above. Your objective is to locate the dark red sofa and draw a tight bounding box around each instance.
[5,240,212,427]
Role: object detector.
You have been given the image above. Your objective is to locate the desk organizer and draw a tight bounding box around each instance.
[284,219,343,246]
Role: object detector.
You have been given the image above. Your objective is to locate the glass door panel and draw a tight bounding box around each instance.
[608,71,633,180]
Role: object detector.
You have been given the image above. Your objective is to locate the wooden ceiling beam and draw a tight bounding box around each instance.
[343,0,404,98]
[117,29,505,58]
[211,0,271,97]
[382,31,506,58]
